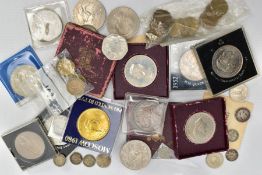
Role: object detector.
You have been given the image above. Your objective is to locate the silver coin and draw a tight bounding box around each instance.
[124,55,157,88]
[185,112,216,144]
[235,107,250,122]
[206,153,224,168]
[157,144,175,159]
[102,34,128,60]
[73,0,106,30]
[120,140,151,170]
[10,65,40,97]
[225,149,238,161]
[134,101,163,132]
[29,9,63,42]
[107,6,140,39]
[83,154,96,167]
[70,152,83,165]
[179,50,204,81]
[229,84,248,102]
[53,153,66,167]
[212,45,243,78]
[82,24,97,32]
[96,154,111,168]
[228,129,239,142]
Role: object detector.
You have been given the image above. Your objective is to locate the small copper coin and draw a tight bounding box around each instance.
[225,149,238,161]
[96,154,111,168]
[70,152,83,165]
[53,153,66,167]
[83,154,96,167]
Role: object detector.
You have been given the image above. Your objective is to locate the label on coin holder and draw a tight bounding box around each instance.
[63,95,123,154]
[25,0,70,48]
[0,46,43,105]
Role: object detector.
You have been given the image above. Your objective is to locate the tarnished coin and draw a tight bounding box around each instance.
[206,153,224,168]
[107,6,140,39]
[73,0,106,30]
[225,149,238,161]
[77,108,110,141]
[229,84,248,102]
[53,153,66,167]
[185,112,216,144]
[235,107,250,123]
[29,9,63,42]
[212,45,243,78]
[120,140,151,170]
[83,154,96,167]
[10,65,40,97]
[56,58,76,76]
[124,55,157,88]
[96,154,111,168]
[102,34,128,60]
[228,129,239,142]
[179,49,204,81]
[70,152,83,165]
[134,101,164,132]
[66,76,86,96]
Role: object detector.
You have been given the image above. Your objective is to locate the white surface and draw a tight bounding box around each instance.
[0,0,261,174]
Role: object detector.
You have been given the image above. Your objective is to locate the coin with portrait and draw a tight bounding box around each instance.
[229,84,248,102]
[96,154,111,168]
[66,75,86,96]
[225,149,238,161]
[83,154,96,167]
[228,129,239,142]
[206,152,224,168]
[70,152,83,165]
[53,153,66,167]
[56,58,76,76]
[235,107,250,123]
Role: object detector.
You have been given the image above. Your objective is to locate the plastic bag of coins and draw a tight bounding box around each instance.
[2,118,56,170]
[170,97,228,159]
[0,46,43,106]
[63,95,123,154]
[24,0,70,48]
[193,28,258,95]
[123,93,167,136]
[141,0,249,48]
[169,40,206,90]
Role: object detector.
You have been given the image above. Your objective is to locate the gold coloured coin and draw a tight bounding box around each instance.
[77,108,110,141]
[66,75,86,96]
[56,58,76,77]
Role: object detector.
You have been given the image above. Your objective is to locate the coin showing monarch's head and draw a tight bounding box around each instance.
[179,49,204,81]
[185,112,216,144]
[124,55,157,88]
[83,154,96,167]
[225,149,238,161]
[235,107,251,123]
[212,45,243,79]
[53,153,66,167]
[206,152,224,168]
[70,152,83,165]
[56,58,76,77]
[96,154,111,168]
[77,108,110,141]
[66,75,86,96]
[228,129,239,142]
[229,84,248,102]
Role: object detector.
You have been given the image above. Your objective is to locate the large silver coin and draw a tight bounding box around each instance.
[179,50,204,81]
[212,45,243,78]
[73,0,106,30]
[120,140,151,170]
[229,84,248,102]
[107,6,140,39]
[228,129,239,142]
[10,65,40,97]
[206,153,224,169]
[185,112,216,144]
[134,101,163,132]
[29,9,63,42]
[124,55,157,88]
[225,149,238,161]
[235,107,250,123]
[102,34,128,60]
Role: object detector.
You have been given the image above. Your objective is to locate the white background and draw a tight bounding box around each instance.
[0,0,262,174]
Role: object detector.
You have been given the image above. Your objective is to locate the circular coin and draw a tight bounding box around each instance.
[120,140,151,170]
[77,108,110,141]
[229,84,248,102]
[212,45,243,79]
[70,152,83,165]
[10,65,40,97]
[53,153,66,167]
[206,152,224,168]
[66,76,86,96]
[83,154,96,167]
[107,6,140,39]
[228,129,239,142]
[29,9,63,42]
[73,0,106,30]
[179,50,204,81]
[225,149,238,161]
[96,154,111,168]
[83,24,97,32]
[102,34,128,60]
[124,55,157,88]
[235,107,251,123]
[185,112,216,144]
[56,58,76,76]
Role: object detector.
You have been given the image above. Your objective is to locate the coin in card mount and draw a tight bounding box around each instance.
[228,129,239,142]
[229,84,248,102]
[235,107,250,123]
[225,149,238,161]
